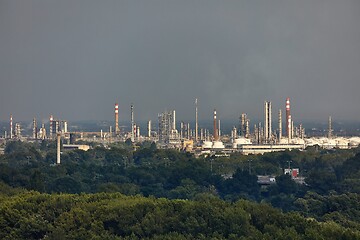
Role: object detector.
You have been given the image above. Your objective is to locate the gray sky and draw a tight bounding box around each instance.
[1,0,360,123]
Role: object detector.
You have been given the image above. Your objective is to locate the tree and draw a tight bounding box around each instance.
[221,169,260,200]
[275,174,298,194]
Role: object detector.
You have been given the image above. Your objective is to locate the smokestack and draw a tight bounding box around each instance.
[33,118,37,139]
[213,109,218,141]
[115,103,120,135]
[278,109,282,141]
[49,115,53,139]
[148,120,152,138]
[131,104,134,142]
[195,98,198,142]
[286,98,291,140]
[264,101,272,143]
[10,114,13,139]
[328,116,332,138]
[56,133,61,165]
[172,110,176,130]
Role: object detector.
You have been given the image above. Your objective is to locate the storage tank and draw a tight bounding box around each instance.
[212,141,225,149]
[232,137,252,148]
[202,141,213,149]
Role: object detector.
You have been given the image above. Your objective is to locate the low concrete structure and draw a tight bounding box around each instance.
[236,144,304,155]
[63,144,90,151]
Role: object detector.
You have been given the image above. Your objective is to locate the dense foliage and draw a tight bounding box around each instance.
[1,188,359,240]
[1,140,360,238]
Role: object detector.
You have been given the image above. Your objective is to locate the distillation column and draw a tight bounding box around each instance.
[195,98,198,142]
[115,103,120,135]
[57,133,61,165]
[286,98,291,141]
[264,101,272,143]
[10,114,13,139]
[278,109,282,142]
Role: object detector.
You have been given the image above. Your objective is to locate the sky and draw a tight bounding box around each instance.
[0,0,360,124]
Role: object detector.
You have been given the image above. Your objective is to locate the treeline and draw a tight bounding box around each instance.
[1,141,359,198]
[0,188,359,240]
[1,141,360,231]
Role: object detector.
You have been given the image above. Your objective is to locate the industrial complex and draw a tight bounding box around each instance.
[2,97,360,163]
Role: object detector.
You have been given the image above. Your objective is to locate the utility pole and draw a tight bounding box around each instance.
[287,160,292,170]
[248,159,252,175]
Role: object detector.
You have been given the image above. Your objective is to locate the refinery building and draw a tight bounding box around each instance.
[2,97,360,161]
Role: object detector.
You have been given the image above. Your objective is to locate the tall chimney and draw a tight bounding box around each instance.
[49,115,53,139]
[286,98,291,140]
[56,133,61,165]
[33,118,37,139]
[147,120,152,138]
[328,116,332,138]
[278,109,282,141]
[131,104,134,142]
[10,114,13,139]
[264,101,272,143]
[172,110,176,130]
[115,103,120,135]
[213,109,218,141]
[195,98,198,142]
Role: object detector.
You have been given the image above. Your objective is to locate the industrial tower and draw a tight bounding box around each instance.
[213,109,218,141]
[195,98,198,142]
[10,114,13,139]
[286,98,292,141]
[131,104,134,142]
[264,101,272,143]
[115,103,120,135]
[328,116,333,138]
[278,109,282,141]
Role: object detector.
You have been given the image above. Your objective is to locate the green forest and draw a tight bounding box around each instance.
[1,140,360,239]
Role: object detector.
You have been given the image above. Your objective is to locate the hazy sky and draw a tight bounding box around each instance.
[1,0,360,123]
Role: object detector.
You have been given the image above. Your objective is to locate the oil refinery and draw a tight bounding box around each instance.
[2,97,360,158]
